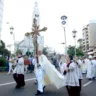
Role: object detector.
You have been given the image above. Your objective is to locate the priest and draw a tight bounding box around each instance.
[34,36,65,95]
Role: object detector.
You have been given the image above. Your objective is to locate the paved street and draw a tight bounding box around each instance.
[0,73,96,96]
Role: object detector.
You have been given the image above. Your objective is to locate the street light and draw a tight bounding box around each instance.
[61,15,67,55]
[0,28,2,47]
[72,29,77,59]
[10,26,16,55]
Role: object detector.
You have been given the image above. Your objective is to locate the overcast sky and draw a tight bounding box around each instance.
[1,0,96,53]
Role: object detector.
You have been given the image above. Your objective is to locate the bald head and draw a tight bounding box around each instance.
[38,51,43,56]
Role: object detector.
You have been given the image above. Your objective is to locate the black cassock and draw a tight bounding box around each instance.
[13,73,25,88]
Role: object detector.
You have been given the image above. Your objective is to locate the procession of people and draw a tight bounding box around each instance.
[4,1,96,96]
[5,34,96,96]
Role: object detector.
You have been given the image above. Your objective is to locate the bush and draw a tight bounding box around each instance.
[0,58,7,67]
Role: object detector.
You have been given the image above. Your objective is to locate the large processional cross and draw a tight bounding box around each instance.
[25,18,47,65]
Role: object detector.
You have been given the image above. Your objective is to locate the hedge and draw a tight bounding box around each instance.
[0,58,7,67]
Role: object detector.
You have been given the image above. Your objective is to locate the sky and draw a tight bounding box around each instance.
[1,0,96,53]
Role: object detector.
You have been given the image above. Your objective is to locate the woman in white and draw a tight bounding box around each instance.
[13,52,25,89]
[8,56,14,74]
[64,58,80,96]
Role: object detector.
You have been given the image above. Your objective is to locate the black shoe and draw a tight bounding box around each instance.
[20,83,25,87]
[89,78,92,80]
[15,85,20,89]
[43,86,46,91]
[34,81,38,85]
[93,77,95,80]
[35,90,43,95]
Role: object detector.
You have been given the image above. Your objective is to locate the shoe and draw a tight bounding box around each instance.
[20,83,25,87]
[35,90,43,95]
[34,81,38,85]
[15,85,20,89]
[89,78,92,80]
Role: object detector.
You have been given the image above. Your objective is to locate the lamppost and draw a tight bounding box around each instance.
[61,15,67,55]
[72,29,77,59]
[10,26,16,55]
[0,28,2,47]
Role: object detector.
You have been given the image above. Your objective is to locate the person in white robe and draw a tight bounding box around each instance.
[75,57,83,93]
[81,58,87,74]
[34,36,65,95]
[64,58,80,96]
[59,55,67,75]
[82,57,88,74]
[86,55,93,80]
[7,56,14,74]
[91,57,96,79]
[13,52,25,89]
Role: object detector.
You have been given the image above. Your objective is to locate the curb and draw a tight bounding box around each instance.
[0,72,7,74]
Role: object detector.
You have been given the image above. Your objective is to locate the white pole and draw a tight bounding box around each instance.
[64,27,67,55]
[13,31,16,55]
[74,37,76,59]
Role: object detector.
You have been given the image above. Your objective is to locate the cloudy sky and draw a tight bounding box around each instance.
[1,0,96,53]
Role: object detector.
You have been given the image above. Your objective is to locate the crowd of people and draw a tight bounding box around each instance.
[7,55,36,74]
[58,55,96,96]
[6,51,96,96]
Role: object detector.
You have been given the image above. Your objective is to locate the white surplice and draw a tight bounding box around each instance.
[13,57,24,74]
[65,62,79,86]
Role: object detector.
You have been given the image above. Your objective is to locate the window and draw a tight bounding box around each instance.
[86,37,88,40]
[35,14,39,18]
[86,41,89,43]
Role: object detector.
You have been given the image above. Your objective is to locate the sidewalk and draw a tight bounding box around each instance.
[0,72,7,74]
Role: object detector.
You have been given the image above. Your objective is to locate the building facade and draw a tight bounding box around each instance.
[16,36,34,55]
[82,20,96,56]
[82,25,89,52]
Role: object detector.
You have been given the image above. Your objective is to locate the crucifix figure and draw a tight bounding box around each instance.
[25,18,47,65]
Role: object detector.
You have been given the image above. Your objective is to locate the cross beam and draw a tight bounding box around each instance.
[25,18,47,65]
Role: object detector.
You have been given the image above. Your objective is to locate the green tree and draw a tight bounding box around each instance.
[67,46,84,57]
[67,46,75,57]
[0,40,10,57]
[43,47,48,55]
[26,51,32,56]
[76,48,84,57]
